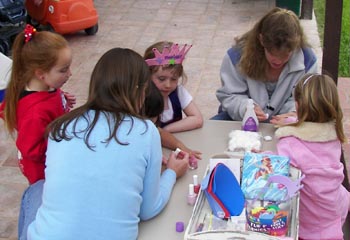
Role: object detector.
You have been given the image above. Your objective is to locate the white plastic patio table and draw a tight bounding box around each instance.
[138,120,277,240]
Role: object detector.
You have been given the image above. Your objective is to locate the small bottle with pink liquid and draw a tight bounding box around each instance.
[187,183,197,206]
[174,148,198,170]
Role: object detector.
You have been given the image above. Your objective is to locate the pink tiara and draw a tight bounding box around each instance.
[145,43,192,66]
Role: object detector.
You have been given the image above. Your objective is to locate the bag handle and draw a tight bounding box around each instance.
[255,174,305,203]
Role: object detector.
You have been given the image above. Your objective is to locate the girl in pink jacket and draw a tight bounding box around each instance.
[275,74,350,240]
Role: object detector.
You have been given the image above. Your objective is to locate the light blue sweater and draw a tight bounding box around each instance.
[27,112,176,240]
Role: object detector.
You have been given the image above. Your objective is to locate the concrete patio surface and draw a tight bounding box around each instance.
[0,0,349,239]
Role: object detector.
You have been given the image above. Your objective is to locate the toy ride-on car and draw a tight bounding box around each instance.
[25,0,98,35]
[0,0,26,55]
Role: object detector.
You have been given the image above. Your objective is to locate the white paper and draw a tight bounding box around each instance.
[209,158,241,184]
[0,53,12,89]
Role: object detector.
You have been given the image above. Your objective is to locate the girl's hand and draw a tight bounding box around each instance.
[251,148,263,153]
[181,146,202,160]
[270,112,297,126]
[190,150,202,160]
[63,92,76,110]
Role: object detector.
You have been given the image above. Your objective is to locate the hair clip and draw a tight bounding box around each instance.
[145,43,192,66]
[302,74,320,86]
[24,24,37,43]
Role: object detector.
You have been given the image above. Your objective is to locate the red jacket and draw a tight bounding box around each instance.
[0,89,68,184]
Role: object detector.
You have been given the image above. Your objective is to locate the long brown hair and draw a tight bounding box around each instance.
[3,30,68,134]
[48,48,151,149]
[293,74,346,143]
[236,7,309,81]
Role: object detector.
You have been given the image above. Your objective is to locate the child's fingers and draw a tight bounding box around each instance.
[191,151,202,160]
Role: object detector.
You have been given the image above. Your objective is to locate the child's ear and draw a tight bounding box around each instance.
[34,69,45,81]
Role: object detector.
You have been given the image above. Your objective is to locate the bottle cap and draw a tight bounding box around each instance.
[174,148,185,159]
[193,175,198,185]
[247,99,254,106]
[176,221,184,232]
[188,183,194,195]
[174,148,182,156]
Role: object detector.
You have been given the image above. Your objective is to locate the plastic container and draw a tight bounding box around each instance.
[242,99,258,132]
[184,154,301,240]
[245,199,291,237]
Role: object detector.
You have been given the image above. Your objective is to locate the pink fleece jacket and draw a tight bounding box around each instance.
[275,122,349,240]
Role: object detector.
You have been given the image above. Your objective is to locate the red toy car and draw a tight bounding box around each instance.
[25,0,98,35]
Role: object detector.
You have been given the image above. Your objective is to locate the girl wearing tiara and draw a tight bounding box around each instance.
[143,81,202,161]
[144,41,203,133]
[275,74,350,239]
[0,24,75,185]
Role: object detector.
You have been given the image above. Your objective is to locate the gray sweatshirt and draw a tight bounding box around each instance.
[216,47,318,121]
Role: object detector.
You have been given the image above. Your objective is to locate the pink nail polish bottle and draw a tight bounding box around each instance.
[187,183,197,206]
[189,155,198,170]
[193,175,200,194]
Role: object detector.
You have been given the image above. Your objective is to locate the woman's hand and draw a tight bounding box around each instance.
[161,155,168,165]
[254,104,268,122]
[166,151,189,179]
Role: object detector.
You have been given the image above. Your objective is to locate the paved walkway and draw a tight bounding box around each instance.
[0,0,349,239]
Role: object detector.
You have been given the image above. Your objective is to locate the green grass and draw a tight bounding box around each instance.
[314,0,350,77]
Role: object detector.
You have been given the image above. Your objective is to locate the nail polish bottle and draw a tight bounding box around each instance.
[174,148,185,159]
[187,183,197,206]
[189,155,198,170]
[193,175,200,194]
[242,99,258,132]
